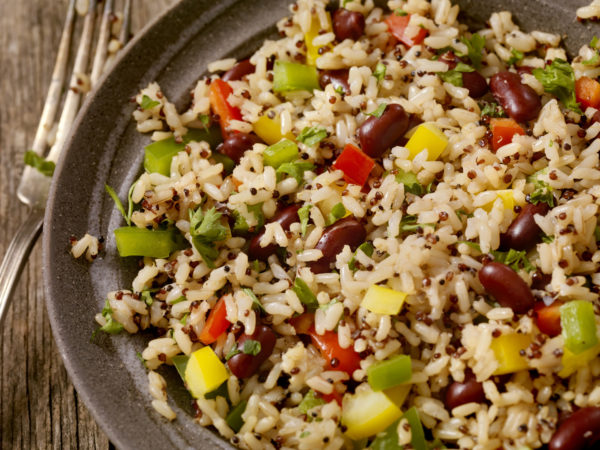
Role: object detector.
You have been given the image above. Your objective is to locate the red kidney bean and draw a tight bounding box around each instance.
[248,204,301,261]
[531,270,552,290]
[309,216,366,274]
[227,325,276,379]
[478,262,535,314]
[216,132,262,163]
[358,103,410,158]
[319,69,350,95]
[332,8,365,41]
[500,202,550,251]
[549,407,600,450]
[490,71,541,122]
[222,59,255,81]
[445,371,486,410]
[461,71,488,98]
[438,50,459,69]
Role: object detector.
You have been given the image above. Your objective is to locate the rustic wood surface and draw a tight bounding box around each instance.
[0,0,175,447]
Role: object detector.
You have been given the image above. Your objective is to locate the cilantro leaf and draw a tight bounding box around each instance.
[395,169,424,195]
[491,248,535,272]
[366,103,387,118]
[532,59,582,113]
[541,233,554,243]
[527,169,555,207]
[507,48,524,66]
[198,114,211,129]
[24,150,55,177]
[242,339,262,356]
[297,126,328,147]
[105,184,130,226]
[247,203,265,229]
[292,277,319,311]
[141,290,153,306]
[373,62,387,82]
[299,390,326,415]
[438,62,475,87]
[276,161,315,185]
[400,214,435,233]
[93,299,124,338]
[591,36,599,49]
[461,33,486,70]
[189,206,228,267]
[327,202,346,225]
[394,9,408,16]
[232,209,249,234]
[225,346,241,361]
[349,241,374,271]
[243,288,266,313]
[298,203,312,236]
[141,94,160,110]
[583,52,600,66]
[299,431,311,438]
[480,101,507,118]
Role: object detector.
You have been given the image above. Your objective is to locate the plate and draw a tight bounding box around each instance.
[43,0,596,448]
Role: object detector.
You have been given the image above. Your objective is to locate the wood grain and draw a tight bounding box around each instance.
[0,0,174,447]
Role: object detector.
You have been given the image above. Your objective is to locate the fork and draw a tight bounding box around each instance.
[0,0,132,327]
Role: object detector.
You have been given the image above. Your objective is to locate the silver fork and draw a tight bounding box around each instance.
[0,0,132,327]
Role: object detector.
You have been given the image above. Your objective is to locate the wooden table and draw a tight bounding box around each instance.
[0,1,175,447]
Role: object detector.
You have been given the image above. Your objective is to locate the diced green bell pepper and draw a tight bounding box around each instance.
[114,227,187,258]
[262,139,298,168]
[272,60,321,93]
[560,300,599,355]
[144,126,222,176]
[211,151,235,174]
[369,406,427,450]
[204,380,229,401]
[367,355,412,391]
[225,400,247,433]
[171,354,190,381]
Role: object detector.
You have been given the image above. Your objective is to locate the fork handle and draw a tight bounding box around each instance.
[0,208,44,328]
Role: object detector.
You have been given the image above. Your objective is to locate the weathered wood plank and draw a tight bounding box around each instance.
[0,0,174,448]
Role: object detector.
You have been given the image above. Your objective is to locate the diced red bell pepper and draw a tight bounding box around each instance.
[209,79,243,137]
[199,296,231,345]
[490,118,525,152]
[534,300,562,337]
[575,76,600,110]
[290,313,361,376]
[385,14,428,48]
[319,389,343,406]
[332,143,375,186]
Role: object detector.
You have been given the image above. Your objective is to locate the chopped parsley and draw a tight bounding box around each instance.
[349,241,374,271]
[541,233,555,243]
[334,85,345,95]
[276,161,315,185]
[527,168,555,207]
[247,203,265,229]
[298,203,312,236]
[24,150,55,177]
[92,299,124,339]
[400,214,435,233]
[198,114,211,129]
[140,94,160,110]
[583,53,600,66]
[299,431,311,438]
[373,62,387,82]
[242,339,262,356]
[327,202,347,225]
[479,101,506,117]
[141,290,153,306]
[591,36,599,49]
[297,126,328,147]
[461,33,486,70]
[507,48,524,66]
[189,206,228,268]
[292,277,319,311]
[438,62,475,87]
[366,103,387,118]
[298,390,326,415]
[458,241,534,272]
[394,9,408,16]
[532,59,582,113]
[243,288,266,313]
[225,346,241,361]
[395,169,424,195]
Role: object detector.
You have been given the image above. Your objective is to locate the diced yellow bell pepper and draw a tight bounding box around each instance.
[482,189,524,213]
[384,383,411,407]
[361,285,408,315]
[491,333,532,375]
[253,112,295,145]
[405,123,448,161]
[558,343,600,378]
[184,346,229,398]
[305,13,333,66]
[342,386,403,440]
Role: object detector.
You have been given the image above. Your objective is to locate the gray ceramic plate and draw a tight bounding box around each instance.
[43,0,598,448]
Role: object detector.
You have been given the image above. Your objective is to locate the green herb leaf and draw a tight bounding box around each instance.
[298,204,312,237]
[438,63,474,87]
[243,288,266,313]
[507,48,524,66]
[527,168,555,207]
[168,295,186,305]
[583,52,600,66]
[491,248,535,272]
[461,33,486,70]
[180,312,190,325]
[225,346,241,361]
[242,339,262,356]
[349,241,374,272]
[591,36,599,49]
[247,203,265,230]
[395,169,424,195]
[97,299,124,335]
[141,94,160,110]
[334,85,345,95]
[541,233,555,243]
[533,59,582,113]
[189,206,228,267]
[297,126,328,147]
[292,277,319,311]
[299,431,311,438]
[373,62,387,82]
[366,103,387,118]
[479,101,507,118]
[458,240,481,251]
[276,161,315,185]
[394,9,408,16]
[232,209,249,234]
[400,214,435,233]
[327,202,347,226]
[136,351,147,367]
[199,114,211,129]
[24,150,55,177]
[299,390,326,415]
[105,184,131,226]
[141,290,153,306]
